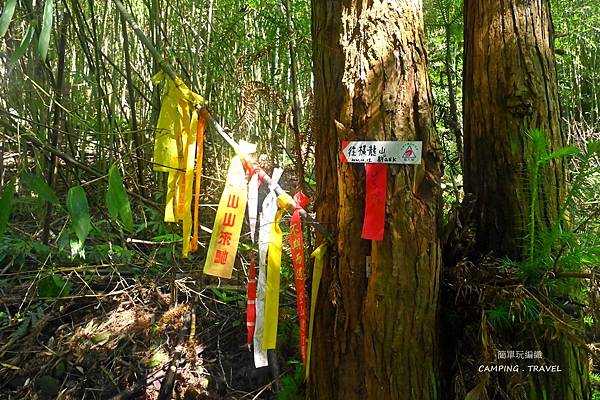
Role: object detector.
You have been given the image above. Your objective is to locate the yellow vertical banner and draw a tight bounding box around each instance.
[262,194,294,350]
[203,156,248,279]
[306,243,328,380]
[181,111,198,257]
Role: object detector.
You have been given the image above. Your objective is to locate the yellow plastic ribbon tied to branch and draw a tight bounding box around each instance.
[306,243,327,380]
[262,194,294,350]
[203,156,248,279]
[151,72,204,256]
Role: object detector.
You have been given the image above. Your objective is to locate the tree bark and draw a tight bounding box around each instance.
[463,0,566,260]
[463,1,590,399]
[310,1,442,399]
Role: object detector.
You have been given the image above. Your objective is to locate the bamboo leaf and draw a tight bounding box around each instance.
[10,23,35,64]
[0,180,15,237]
[0,0,17,38]
[21,173,60,206]
[37,0,53,61]
[67,186,91,246]
[106,164,133,231]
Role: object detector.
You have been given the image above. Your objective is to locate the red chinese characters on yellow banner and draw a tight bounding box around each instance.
[203,156,248,279]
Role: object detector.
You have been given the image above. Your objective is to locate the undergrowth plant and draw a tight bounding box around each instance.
[494,129,599,331]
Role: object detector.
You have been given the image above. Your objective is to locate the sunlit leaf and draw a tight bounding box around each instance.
[106,164,133,231]
[38,0,54,61]
[0,180,15,237]
[0,0,17,38]
[21,173,60,206]
[67,186,91,248]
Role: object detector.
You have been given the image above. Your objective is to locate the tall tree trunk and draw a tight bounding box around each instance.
[444,25,463,169]
[42,13,69,244]
[310,1,442,399]
[464,0,566,260]
[463,0,590,399]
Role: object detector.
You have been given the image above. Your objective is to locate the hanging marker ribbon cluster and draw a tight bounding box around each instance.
[290,192,310,363]
[152,72,205,256]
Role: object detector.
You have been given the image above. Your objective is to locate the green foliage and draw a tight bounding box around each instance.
[0,179,15,237]
[67,186,91,258]
[0,0,17,38]
[277,363,304,400]
[106,164,133,231]
[38,274,72,298]
[0,236,50,265]
[21,173,61,206]
[37,0,53,61]
[486,302,511,331]
[10,23,35,64]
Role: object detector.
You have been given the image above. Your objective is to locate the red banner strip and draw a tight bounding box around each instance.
[290,191,310,364]
[361,164,387,241]
[246,252,257,349]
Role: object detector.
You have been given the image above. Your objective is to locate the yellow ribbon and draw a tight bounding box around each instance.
[306,243,328,380]
[262,194,292,349]
[203,156,248,279]
[181,111,198,257]
[152,72,204,228]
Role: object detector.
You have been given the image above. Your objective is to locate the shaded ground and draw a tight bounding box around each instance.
[0,264,294,399]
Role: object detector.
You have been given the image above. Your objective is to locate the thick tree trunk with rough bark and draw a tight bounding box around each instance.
[310,1,442,399]
[463,0,565,260]
[463,1,590,399]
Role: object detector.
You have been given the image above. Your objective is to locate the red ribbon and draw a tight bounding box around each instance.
[246,252,257,349]
[290,191,310,364]
[361,164,387,241]
[246,171,262,350]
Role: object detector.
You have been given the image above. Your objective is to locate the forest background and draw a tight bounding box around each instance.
[0,0,598,399]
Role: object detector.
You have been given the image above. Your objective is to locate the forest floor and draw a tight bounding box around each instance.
[0,262,296,399]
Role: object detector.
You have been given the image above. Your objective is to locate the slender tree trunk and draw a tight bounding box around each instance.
[120,12,147,197]
[444,25,463,169]
[463,0,590,399]
[42,14,69,244]
[284,0,307,193]
[310,1,442,399]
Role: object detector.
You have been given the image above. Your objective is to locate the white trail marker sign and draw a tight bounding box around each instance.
[340,141,422,164]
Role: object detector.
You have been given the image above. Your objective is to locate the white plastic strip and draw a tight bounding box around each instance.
[253,167,283,367]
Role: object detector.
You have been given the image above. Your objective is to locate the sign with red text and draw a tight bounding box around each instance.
[203,156,248,279]
[340,141,422,164]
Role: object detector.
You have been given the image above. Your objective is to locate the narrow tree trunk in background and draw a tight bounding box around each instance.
[310,1,442,399]
[463,0,590,398]
[284,0,307,192]
[444,26,463,169]
[120,12,147,197]
[42,14,69,245]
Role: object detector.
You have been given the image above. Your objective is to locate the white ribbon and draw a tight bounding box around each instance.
[253,167,283,368]
[247,173,259,244]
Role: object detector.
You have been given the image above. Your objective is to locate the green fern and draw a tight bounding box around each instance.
[486,302,512,331]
